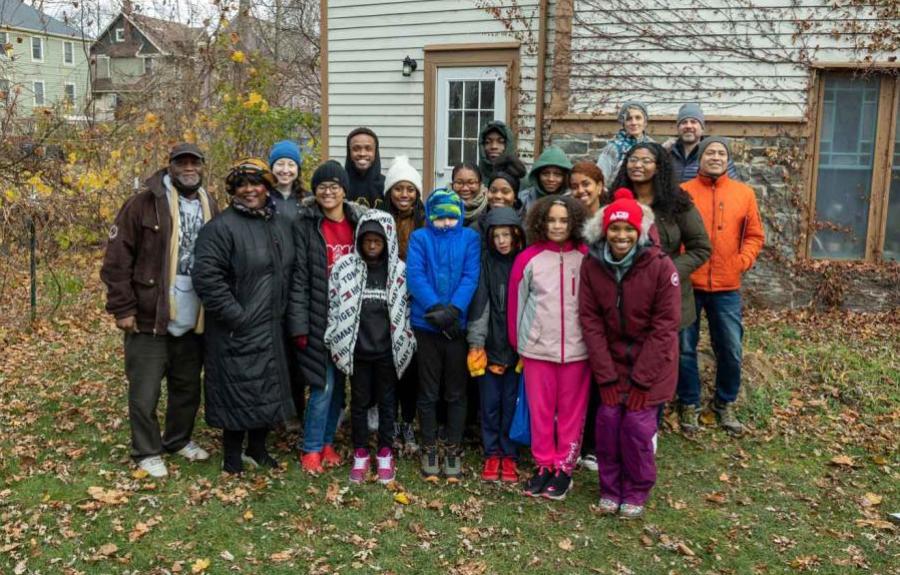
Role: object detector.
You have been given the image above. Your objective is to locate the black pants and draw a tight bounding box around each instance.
[223,428,269,471]
[124,332,203,460]
[415,329,468,448]
[351,355,397,450]
[395,354,418,424]
[288,347,306,421]
[582,380,600,457]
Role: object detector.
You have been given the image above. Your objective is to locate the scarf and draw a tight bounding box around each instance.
[463,188,488,225]
[165,176,212,334]
[231,195,276,220]
[603,242,638,283]
[324,210,416,378]
[611,129,650,158]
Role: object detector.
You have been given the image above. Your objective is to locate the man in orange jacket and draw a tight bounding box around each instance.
[677,137,764,435]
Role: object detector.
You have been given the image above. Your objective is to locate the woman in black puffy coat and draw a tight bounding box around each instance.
[193,159,295,474]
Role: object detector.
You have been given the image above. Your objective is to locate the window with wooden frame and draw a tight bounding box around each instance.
[63,40,74,65]
[808,70,900,262]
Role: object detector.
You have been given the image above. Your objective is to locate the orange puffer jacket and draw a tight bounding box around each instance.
[681,174,765,292]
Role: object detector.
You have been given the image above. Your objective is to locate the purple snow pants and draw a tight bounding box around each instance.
[595,404,658,506]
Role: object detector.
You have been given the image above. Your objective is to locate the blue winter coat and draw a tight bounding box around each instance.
[406,190,481,332]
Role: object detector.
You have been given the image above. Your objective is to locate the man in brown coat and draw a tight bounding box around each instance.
[100,143,218,477]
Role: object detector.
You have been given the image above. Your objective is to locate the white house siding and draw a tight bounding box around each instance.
[568,0,898,118]
[327,0,547,172]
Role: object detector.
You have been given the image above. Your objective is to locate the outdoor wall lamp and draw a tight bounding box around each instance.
[402,56,418,77]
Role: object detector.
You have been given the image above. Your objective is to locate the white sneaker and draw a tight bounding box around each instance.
[138,456,168,478]
[580,454,599,472]
[175,441,210,462]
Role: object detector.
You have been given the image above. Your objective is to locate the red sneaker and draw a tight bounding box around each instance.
[500,457,519,483]
[321,444,342,467]
[300,451,324,475]
[481,456,501,482]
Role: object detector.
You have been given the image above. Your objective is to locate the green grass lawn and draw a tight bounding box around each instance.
[1,287,897,574]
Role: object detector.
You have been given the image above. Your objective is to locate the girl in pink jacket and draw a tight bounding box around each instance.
[508,195,590,500]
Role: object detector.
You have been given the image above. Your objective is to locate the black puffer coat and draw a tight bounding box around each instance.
[192,205,295,430]
[287,197,367,388]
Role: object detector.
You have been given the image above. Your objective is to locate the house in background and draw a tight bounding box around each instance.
[0,0,91,117]
[90,8,205,119]
[320,0,899,310]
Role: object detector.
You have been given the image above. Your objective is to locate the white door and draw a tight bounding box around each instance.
[434,66,507,189]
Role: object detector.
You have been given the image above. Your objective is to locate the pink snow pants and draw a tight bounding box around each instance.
[522,357,590,473]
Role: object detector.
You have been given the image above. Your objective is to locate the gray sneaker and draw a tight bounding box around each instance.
[710,400,744,435]
[619,503,644,520]
[677,403,700,433]
[443,450,463,484]
[420,447,440,482]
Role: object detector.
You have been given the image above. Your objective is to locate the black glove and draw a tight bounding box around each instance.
[442,306,464,340]
[424,304,458,331]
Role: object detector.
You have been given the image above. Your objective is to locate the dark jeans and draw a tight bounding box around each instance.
[677,290,744,407]
[351,355,397,449]
[479,369,518,458]
[415,329,468,448]
[396,354,418,424]
[123,331,203,460]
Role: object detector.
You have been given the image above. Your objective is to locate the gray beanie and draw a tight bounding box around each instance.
[677,103,705,127]
[617,101,649,125]
[698,136,731,159]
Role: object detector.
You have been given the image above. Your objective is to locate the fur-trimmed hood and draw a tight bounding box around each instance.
[582,201,656,248]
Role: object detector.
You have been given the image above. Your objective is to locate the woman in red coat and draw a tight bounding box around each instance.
[578,188,681,519]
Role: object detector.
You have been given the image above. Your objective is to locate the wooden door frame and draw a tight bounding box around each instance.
[422,42,520,194]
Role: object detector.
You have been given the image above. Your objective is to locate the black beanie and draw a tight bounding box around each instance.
[312,160,350,193]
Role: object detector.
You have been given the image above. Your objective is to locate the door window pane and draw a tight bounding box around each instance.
[463,140,477,164]
[480,82,494,110]
[812,74,880,259]
[448,139,462,167]
[883,98,900,261]
[448,111,462,138]
[449,81,463,109]
[464,111,479,140]
[465,82,478,109]
[33,81,44,105]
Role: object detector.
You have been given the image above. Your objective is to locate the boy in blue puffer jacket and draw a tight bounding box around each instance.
[406,188,481,483]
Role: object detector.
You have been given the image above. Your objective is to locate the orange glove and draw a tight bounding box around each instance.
[515,358,524,374]
[467,348,487,377]
[487,364,507,375]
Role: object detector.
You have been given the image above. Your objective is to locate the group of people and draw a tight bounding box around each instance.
[101,101,765,519]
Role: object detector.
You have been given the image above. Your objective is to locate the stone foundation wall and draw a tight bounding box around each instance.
[549,132,900,311]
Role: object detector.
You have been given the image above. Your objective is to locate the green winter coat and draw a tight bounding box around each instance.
[653,204,711,329]
[518,146,574,211]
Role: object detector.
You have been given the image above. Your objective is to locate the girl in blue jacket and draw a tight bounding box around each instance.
[406,188,481,483]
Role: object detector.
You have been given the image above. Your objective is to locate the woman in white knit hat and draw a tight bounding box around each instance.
[381,155,425,454]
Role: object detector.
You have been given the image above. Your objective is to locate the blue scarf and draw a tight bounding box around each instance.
[603,243,638,283]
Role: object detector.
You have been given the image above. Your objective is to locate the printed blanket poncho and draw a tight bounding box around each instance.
[324,210,416,377]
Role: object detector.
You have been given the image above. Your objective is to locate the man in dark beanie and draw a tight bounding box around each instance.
[677,137,764,436]
[664,103,738,183]
[100,143,219,478]
[344,127,385,209]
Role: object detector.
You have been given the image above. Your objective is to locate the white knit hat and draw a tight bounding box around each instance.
[383,155,422,196]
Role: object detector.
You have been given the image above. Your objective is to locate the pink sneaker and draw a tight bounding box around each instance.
[349,448,370,483]
[376,447,395,484]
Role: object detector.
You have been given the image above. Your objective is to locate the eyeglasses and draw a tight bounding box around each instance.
[452,179,480,188]
[626,157,656,166]
[316,183,343,194]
